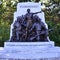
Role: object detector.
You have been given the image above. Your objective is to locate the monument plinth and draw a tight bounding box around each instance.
[0,2,60,60]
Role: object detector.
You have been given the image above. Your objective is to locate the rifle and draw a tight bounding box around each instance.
[30,28,54,40]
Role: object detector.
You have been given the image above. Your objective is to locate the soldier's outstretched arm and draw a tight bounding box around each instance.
[32,11,42,14]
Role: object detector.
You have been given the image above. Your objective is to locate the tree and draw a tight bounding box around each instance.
[0,0,18,46]
[42,0,60,46]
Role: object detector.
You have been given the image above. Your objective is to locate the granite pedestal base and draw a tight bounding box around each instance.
[0,41,60,60]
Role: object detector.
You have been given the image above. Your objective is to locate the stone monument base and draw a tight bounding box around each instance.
[0,41,60,60]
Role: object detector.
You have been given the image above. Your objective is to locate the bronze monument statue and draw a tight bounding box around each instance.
[10,9,49,42]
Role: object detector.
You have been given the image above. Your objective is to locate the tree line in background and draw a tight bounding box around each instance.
[0,0,60,46]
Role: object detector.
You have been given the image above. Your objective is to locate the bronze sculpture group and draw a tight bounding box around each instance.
[10,9,49,42]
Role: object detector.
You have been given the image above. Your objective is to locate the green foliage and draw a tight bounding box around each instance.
[46,20,60,46]
[18,0,31,2]
[0,20,10,47]
[0,0,17,46]
[53,0,60,4]
[43,0,60,46]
